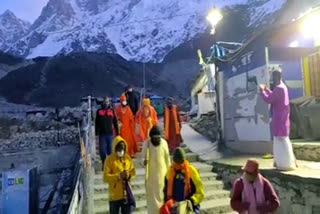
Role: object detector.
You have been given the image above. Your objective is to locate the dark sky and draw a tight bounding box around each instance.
[0,0,49,23]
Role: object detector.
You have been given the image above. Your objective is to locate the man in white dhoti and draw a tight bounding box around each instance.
[260,70,297,171]
[141,125,171,214]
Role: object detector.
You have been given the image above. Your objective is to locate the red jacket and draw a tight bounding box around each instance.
[230,176,280,213]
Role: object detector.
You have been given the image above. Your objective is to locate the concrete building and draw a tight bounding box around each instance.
[216,6,320,154]
[190,64,216,117]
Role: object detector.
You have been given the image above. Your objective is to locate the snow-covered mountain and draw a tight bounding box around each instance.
[4,0,287,62]
[0,10,31,51]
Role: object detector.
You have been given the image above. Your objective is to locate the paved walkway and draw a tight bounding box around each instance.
[213,155,320,179]
[181,123,225,162]
[182,123,320,180]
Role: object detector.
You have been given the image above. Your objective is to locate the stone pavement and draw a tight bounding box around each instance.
[181,123,225,162]
[182,123,320,179]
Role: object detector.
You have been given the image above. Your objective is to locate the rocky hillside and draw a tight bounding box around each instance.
[0,52,178,107]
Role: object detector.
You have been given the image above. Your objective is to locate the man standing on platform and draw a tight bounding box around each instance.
[164,98,183,153]
[260,70,297,171]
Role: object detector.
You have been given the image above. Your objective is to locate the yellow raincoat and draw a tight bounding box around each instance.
[103,136,136,201]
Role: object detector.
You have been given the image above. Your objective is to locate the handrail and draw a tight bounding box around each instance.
[67,96,96,214]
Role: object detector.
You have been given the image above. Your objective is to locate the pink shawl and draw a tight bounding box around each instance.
[241,173,265,214]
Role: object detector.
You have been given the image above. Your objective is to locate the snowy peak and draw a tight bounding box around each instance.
[5,0,288,62]
[31,0,75,31]
[0,10,30,29]
[0,10,30,51]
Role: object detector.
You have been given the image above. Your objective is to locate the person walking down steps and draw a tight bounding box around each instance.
[141,125,171,214]
[103,136,136,214]
[135,98,158,143]
[116,94,139,158]
[95,97,119,168]
[164,97,183,153]
[231,159,280,214]
[161,148,205,214]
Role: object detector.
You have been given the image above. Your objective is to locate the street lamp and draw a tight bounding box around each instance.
[207,8,223,35]
[206,8,224,144]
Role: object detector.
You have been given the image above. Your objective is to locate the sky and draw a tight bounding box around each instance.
[0,0,49,23]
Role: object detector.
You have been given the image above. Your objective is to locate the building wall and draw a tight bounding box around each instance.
[217,39,274,154]
[198,92,215,115]
[223,65,273,154]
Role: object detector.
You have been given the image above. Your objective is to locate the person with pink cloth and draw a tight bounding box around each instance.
[260,70,297,171]
[230,159,280,214]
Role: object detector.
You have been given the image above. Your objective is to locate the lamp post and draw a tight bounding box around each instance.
[206,8,225,145]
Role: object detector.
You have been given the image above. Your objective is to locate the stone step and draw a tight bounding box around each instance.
[94,188,145,202]
[95,152,199,169]
[94,170,217,185]
[94,179,224,194]
[94,199,147,214]
[94,195,232,214]
[93,188,230,203]
[95,158,211,174]
[200,199,233,214]
[95,168,145,184]
[95,158,144,172]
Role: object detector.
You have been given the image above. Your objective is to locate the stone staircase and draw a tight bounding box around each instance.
[93,144,236,214]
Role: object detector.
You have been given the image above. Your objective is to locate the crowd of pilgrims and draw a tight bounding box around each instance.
[95,84,282,214]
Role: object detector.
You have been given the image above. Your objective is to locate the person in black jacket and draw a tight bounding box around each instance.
[125,85,139,115]
[95,97,119,166]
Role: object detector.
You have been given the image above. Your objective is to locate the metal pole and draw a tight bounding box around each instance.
[143,63,146,97]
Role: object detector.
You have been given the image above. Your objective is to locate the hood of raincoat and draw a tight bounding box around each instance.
[112,135,128,154]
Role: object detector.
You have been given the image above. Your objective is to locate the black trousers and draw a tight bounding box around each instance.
[109,200,131,214]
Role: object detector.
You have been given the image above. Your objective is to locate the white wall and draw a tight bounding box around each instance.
[198,92,216,115]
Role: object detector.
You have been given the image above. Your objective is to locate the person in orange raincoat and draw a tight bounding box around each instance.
[116,94,139,158]
[135,98,158,142]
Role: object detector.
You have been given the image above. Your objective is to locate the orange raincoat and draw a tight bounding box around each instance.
[135,98,158,141]
[116,94,139,157]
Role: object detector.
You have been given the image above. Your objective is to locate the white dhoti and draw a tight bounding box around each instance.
[273,136,297,171]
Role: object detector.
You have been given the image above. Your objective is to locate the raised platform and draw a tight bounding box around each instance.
[211,156,320,214]
[292,140,320,162]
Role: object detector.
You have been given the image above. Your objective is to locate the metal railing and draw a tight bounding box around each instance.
[67,96,96,214]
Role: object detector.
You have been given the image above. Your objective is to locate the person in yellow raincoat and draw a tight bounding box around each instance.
[103,136,136,214]
[162,148,204,214]
[135,98,158,142]
[116,94,139,158]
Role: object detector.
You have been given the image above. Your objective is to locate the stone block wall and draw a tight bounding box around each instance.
[0,127,78,152]
[212,163,320,214]
[293,143,320,162]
